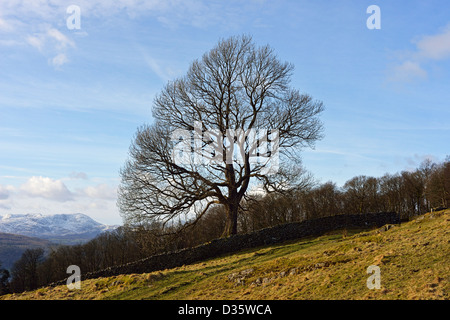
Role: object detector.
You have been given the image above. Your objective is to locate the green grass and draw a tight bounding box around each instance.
[2,210,449,300]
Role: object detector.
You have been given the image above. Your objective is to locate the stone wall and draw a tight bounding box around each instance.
[50,212,400,286]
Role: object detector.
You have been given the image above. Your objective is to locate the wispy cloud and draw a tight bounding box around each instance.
[415,26,450,60]
[142,53,178,82]
[26,35,45,51]
[69,172,89,180]
[0,17,15,32]
[388,60,427,83]
[0,0,239,30]
[26,27,76,68]
[1,2,78,69]
[78,184,117,200]
[47,28,75,49]
[403,154,439,171]
[50,53,69,68]
[389,24,450,82]
[0,0,266,72]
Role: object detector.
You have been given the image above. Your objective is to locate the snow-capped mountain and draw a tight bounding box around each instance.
[0,213,118,243]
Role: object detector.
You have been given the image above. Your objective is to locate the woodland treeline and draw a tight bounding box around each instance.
[1,157,448,294]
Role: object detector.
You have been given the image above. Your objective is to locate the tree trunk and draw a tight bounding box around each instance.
[223,201,239,237]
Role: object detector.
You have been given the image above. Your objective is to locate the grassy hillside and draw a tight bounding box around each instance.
[2,209,449,300]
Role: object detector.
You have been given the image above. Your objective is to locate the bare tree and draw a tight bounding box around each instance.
[9,248,44,292]
[0,262,10,295]
[118,35,324,236]
[343,175,380,214]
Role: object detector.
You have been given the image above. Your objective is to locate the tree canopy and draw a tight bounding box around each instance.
[118,35,324,236]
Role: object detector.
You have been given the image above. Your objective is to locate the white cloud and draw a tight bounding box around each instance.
[47,28,75,49]
[404,154,439,172]
[0,184,16,211]
[26,35,45,51]
[0,184,13,210]
[415,26,450,60]
[389,24,450,83]
[79,183,117,200]
[20,176,74,202]
[24,27,75,68]
[50,53,69,68]
[388,60,428,83]
[24,27,74,52]
[0,185,11,200]
[0,0,243,35]
[0,177,121,224]
[69,172,89,180]
[143,54,177,82]
[0,17,14,32]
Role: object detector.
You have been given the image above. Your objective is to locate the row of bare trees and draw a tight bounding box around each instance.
[240,158,449,232]
[4,157,448,294]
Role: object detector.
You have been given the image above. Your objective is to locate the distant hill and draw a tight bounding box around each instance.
[0,213,118,244]
[0,232,51,270]
[0,213,118,270]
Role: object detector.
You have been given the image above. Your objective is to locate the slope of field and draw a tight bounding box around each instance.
[2,210,449,300]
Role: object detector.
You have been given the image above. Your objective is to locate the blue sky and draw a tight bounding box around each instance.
[0,0,449,225]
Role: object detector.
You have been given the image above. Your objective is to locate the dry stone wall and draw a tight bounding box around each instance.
[50,212,400,286]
